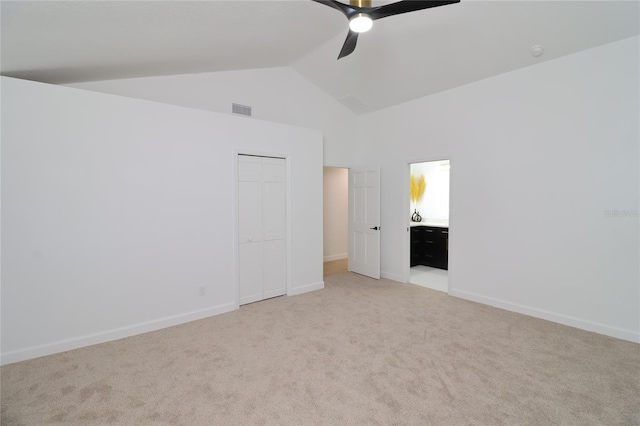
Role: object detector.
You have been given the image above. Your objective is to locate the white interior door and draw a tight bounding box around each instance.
[238,155,286,305]
[349,168,380,279]
[261,158,287,299]
[238,156,264,305]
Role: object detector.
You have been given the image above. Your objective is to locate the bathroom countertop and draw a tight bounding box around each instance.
[410,221,449,228]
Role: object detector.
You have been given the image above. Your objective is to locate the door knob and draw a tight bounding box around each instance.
[370,226,379,230]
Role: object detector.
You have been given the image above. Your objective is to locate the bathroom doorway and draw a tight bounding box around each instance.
[408,159,450,292]
[323,167,349,277]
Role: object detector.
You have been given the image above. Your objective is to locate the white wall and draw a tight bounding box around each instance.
[68,67,358,167]
[4,36,637,366]
[323,167,348,261]
[358,36,640,342]
[1,77,324,364]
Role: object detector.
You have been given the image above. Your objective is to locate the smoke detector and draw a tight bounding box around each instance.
[531,45,544,58]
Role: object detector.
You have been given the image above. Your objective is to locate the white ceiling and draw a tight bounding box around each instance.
[2,0,638,113]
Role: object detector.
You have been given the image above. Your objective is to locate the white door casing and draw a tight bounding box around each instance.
[349,168,380,279]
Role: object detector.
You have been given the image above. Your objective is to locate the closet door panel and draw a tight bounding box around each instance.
[262,158,286,181]
[238,156,262,244]
[263,181,286,241]
[238,155,262,180]
[263,158,286,241]
[238,242,263,305]
[238,181,262,244]
[263,239,286,299]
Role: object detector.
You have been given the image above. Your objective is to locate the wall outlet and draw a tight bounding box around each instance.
[198,286,206,296]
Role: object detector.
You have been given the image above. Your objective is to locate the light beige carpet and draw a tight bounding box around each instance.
[2,273,639,425]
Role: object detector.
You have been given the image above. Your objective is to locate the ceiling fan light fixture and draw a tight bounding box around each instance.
[349,13,373,33]
[311,0,461,58]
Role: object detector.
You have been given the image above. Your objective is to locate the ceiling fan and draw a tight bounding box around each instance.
[311,0,460,59]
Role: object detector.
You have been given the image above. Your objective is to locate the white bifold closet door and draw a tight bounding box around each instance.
[238,155,287,305]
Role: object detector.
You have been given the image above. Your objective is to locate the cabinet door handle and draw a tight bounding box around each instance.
[370,226,379,231]
[442,231,448,234]
[425,229,433,232]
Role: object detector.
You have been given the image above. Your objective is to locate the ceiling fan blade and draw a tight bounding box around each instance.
[337,30,359,59]
[369,0,460,20]
[309,0,357,18]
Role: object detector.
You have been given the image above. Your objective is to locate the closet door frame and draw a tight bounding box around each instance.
[233,150,292,308]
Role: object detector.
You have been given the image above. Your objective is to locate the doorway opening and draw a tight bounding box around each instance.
[408,159,450,292]
[323,167,349,277]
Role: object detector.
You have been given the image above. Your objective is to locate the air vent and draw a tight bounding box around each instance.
[232,103,252,117]
[338,94,368,112]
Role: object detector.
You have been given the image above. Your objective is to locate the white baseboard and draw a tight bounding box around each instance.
[323,253,347,262]
[449,288,640,344]
[0,303,237,366]
[381,271,403,282]
[290,281,324,296]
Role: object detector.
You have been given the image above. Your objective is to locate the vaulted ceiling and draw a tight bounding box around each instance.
[2,0,638,113]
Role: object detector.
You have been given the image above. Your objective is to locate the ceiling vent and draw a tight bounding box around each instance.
[232,103,252,117]
[338,94,368,112]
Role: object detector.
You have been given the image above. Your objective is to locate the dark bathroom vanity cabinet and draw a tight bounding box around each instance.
[410,225,448,270]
